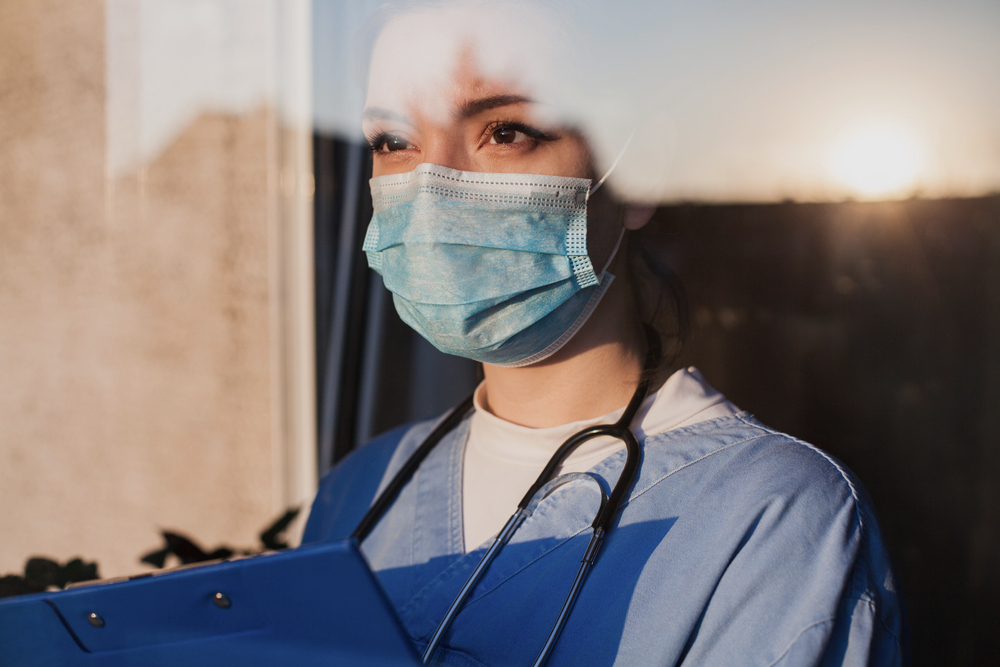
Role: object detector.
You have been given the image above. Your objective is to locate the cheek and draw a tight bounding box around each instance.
[501,133,590,179]
[558,136,593,180]
[371,153,419,178]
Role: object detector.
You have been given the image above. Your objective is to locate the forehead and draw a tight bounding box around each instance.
[365,1,567,124]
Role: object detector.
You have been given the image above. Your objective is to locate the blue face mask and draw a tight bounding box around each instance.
[363,163,618,367]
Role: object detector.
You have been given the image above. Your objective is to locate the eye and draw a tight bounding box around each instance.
[490,126,525,145]
[483,121,557,147]
[368,132,413,153]
[382,135,411,151]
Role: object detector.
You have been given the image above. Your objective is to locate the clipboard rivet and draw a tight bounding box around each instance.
[213,592,232,609]
[87,612,105,628]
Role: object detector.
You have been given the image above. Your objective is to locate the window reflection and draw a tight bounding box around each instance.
[312,2,1000,664]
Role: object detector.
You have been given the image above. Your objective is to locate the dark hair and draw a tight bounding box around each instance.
[627,224,690,370]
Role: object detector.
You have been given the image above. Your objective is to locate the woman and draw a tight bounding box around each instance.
[304,2,905,665]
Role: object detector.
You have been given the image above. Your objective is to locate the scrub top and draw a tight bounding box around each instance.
[303,410,906,666]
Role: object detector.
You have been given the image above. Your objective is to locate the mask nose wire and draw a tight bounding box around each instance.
[588,129,635,196]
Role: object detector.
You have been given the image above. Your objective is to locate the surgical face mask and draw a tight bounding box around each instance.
[363,163,621,367]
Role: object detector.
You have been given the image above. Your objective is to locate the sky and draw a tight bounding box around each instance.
[106,0,1000,203]
[315,0,1000,203]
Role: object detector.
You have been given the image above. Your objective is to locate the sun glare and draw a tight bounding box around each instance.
[829,127,924,200]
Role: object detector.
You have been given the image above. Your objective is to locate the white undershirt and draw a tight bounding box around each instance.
[462,367,740,551]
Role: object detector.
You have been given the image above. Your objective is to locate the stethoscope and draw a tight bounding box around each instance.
[350,326,661,666]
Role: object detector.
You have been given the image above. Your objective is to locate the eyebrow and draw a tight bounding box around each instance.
[361,94,533,125]
[456,94,532,120]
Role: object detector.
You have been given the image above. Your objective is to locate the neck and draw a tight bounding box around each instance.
[479,269,648,428]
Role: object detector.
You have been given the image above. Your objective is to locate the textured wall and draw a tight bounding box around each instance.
[0,1,293,577]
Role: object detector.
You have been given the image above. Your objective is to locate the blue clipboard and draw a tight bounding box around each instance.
[0,540,420,666]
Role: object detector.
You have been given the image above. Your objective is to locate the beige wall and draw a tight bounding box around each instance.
[0,0,314,578]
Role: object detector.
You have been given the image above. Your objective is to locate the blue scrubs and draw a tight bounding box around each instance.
[304,412,905,666]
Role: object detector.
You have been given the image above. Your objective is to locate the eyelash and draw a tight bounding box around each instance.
[481,119,558,144]
[366,131,405,154]
[365,120,559,154]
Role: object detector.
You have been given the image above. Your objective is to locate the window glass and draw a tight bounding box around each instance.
[311,2,1000,664]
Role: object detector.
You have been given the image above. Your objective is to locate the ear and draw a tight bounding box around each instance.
[623,205,656,231]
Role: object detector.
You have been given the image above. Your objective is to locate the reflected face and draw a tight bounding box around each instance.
[363,91,591,180]
[361,5,624,270]
[363,18,591,180]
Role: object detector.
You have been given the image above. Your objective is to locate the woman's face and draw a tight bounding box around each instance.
[362,18,592,181]
[363,89,591,181]
[361,5,628,271]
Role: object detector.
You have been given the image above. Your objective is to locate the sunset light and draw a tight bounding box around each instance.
[828,127,925,200]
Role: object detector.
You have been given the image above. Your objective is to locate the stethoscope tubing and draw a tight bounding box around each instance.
[530,525,605,667]
[421,508,528,663]
[350,394,475,544]
[354,326,662,666]
[423,472,611,665]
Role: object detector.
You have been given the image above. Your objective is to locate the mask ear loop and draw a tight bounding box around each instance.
[600,227,625,275]
[590,130,635,274]
[588,129,635,197]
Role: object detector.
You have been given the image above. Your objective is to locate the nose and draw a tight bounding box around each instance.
[419,128,474,172]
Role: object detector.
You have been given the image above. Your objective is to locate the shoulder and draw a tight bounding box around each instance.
[635,413,863,518]
[640,413,888,581]
[634,414,906,663]
[301,419,431,544]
